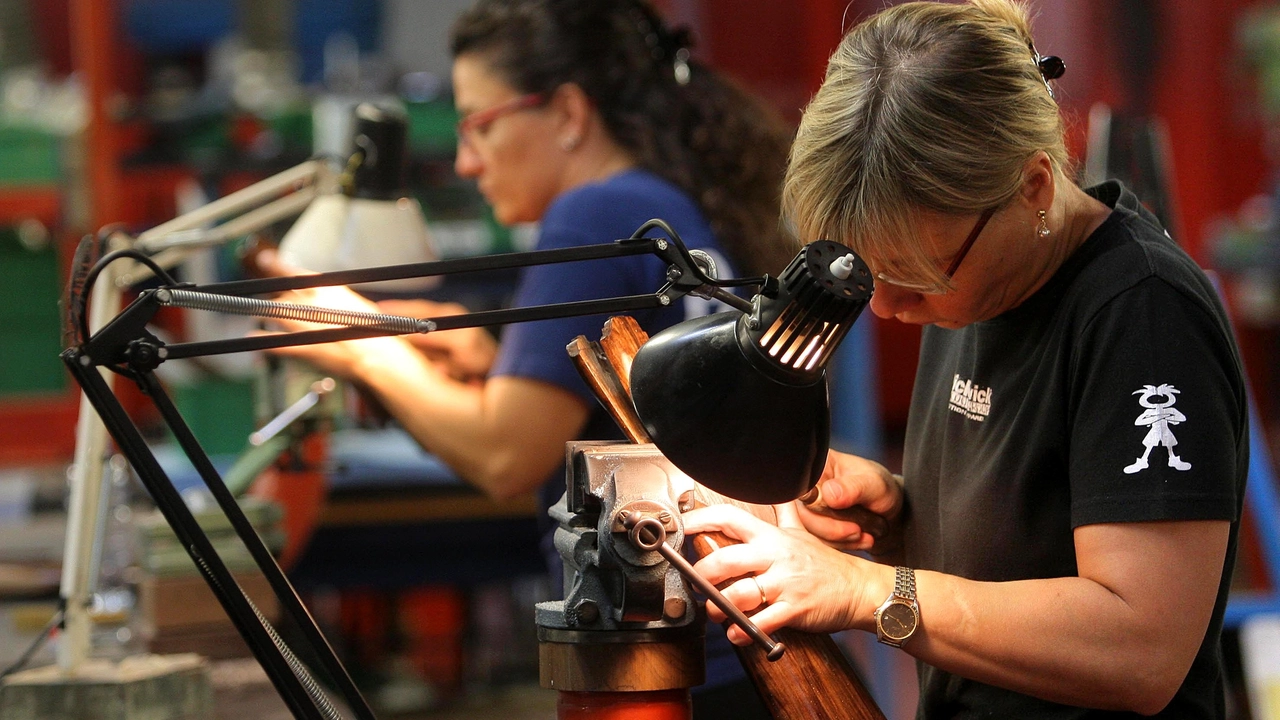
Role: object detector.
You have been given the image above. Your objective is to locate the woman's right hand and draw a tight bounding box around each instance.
[684,503,886,642]
[796,450,904,552]
[375,299,498,382]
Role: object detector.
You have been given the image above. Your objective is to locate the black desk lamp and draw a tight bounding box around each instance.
[63,221,872,719]
[632,240,872,504]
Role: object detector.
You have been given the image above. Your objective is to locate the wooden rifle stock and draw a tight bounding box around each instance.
[568,317,886,720]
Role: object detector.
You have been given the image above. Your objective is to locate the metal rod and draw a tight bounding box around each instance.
[250,378,336,447]
[136,160,322,245]
[162,294,666,359]
[200,237,662,297]
[156,288,430,334]
[142,371,376,720]
[58,256,122,671]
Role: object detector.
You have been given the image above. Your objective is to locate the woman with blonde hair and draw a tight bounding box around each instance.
[686,1,1247,717]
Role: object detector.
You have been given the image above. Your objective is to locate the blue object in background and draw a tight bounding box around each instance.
[295,0,382,85]
[1224,390,1280,627]
[122,0,382,86]
[828,316,884,462]
[123,0,235,54]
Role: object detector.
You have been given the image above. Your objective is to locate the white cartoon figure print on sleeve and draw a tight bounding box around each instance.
[1124,383,1193,474]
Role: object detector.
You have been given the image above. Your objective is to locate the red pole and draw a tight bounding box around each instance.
[71,0,123,229]
[557,690,692,720]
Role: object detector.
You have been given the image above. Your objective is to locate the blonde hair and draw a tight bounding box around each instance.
[782,0,1069,288]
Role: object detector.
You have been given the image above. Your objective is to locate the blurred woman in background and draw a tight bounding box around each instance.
[261,1,795,714]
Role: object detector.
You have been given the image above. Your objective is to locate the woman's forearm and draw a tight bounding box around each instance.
[863,520,1228,714]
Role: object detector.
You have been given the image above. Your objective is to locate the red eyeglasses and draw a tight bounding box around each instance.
[455,93,547,148]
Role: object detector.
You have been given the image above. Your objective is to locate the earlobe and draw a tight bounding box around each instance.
[552,82,593,143]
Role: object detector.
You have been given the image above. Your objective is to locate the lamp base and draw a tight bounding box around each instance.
[0,654,212,720]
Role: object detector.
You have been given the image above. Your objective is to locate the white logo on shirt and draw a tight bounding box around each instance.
[948,374,992,422]
[1123,383,1192,474]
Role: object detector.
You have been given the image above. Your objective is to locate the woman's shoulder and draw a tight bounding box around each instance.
[542,169,709,240]
[556,168,691,206]
[1052,184,1227,335]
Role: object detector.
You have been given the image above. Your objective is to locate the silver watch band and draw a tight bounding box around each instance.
[894,565,916,599]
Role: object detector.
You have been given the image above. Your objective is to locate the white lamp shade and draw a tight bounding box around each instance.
[278,194,440,292]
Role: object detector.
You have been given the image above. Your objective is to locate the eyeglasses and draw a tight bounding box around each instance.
[874,207,996,295]
[456,93,547,148]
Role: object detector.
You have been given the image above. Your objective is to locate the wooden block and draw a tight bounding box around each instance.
[137,571,280,634]
[0,654,212,720]
[147,624,256,661]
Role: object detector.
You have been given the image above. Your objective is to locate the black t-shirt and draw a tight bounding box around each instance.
[902,181,1249,719]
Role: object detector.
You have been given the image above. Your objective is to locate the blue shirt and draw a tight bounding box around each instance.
[491,168,732,402]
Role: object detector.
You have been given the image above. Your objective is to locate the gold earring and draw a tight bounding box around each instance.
[1037,209,1050,238]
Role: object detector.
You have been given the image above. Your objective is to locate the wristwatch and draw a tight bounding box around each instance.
[874,566,920,648]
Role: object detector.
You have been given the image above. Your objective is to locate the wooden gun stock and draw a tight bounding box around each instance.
[568,316,886,720]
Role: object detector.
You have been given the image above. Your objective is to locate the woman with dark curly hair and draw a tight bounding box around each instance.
[262,2,792,714]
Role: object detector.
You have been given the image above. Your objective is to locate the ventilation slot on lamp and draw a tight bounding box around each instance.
[752,241,872,380]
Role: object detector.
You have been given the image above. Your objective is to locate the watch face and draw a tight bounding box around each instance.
[879,601,918,641]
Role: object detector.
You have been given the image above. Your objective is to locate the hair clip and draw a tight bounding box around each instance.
[1028,41,1065,99]
[1037,55,1066,81]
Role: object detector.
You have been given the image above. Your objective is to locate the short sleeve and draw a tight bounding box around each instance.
[489,224,664,404]
[1068,278,1243,527]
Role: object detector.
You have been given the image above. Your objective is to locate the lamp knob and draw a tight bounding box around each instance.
[829,254,855,280]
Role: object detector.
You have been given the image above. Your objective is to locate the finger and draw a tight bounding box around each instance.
[377,299,431,317]
[796,507,879,552]
[703,576,771,624]
[255,248,314,278]
[735,576,769,612]
[705,599,726,624]
[796,502,865,541]
[682,504,775,542]
[820,450,841,483]
[721,601,794,646]
[817,477,856,508]
[691,543,770,587]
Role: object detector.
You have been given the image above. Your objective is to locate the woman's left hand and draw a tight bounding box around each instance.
[683,503,883,644]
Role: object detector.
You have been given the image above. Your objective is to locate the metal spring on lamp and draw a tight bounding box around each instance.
[192,555,347,720]
[154,288,433,334]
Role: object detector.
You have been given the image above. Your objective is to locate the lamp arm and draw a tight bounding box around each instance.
[137,160,327,247]
[79,228,762,369]
[197,234,672,296]
[134,188,318,277]
[163,293,669,361]
[113,158,336,286]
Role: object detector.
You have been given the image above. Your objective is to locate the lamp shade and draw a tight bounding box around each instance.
[630,241,873,504]
[279,102,439,292]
